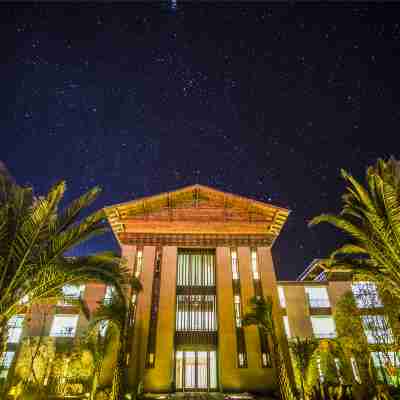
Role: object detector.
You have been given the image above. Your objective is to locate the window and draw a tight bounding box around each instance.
[50,315,79,337]
[371,352,400,383]
[350,357,361,384]
[283,315,291,338]
[0,351,15,379]
[135,248,143,278]
[7,315,24,343]
[305,286,330,308]
[103,285,114,304]
[238,353,246,367]
[176,295,217,332]
[99,320,108,337]
[278,286,286,308]
[352,282,382,308]
[231,249,239,280]
[177,250,215,287]
[234,295,242,327]
[250,249,260,280]
[362,315,393,344]
[59,284,85,305]
[310,316,336,339]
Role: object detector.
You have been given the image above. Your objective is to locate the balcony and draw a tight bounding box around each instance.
[308,298,331,309]
[314,332,336,339]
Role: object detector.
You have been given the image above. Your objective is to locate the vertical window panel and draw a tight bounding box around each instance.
[146,247,163,368]
[251,249,260,280]
[134,248,143,278]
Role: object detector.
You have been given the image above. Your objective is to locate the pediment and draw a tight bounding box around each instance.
[104,184,289,243]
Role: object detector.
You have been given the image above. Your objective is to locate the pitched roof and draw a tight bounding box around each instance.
[104,184,290,245]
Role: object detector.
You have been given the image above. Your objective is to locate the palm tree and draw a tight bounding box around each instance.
[243,296,297,400]
[0,175,129,352]
[88,285,141,400]
[289,337,319,400]
[309,157,400,298]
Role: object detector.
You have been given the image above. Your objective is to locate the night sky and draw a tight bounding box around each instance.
[2,3,400,280]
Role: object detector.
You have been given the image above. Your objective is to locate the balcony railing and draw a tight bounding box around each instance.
[308,298,331,308]
[52,327,75,337]
[315,332,336,339]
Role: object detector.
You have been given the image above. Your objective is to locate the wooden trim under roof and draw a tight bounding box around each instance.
[104,184,290,246]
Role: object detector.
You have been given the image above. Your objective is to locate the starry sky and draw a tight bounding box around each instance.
[2,2,400,280]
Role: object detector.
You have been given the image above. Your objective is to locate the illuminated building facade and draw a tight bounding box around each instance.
[103,184,291,393]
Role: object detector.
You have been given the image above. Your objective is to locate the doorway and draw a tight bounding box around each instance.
[175,350,217,391]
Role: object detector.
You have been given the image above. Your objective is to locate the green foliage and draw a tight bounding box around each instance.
[14,336,55,384]
[309,157,400,299]
[289,336,319,399]
[0,175,130,349]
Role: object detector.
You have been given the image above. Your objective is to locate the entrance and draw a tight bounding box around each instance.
[175,350,217,391]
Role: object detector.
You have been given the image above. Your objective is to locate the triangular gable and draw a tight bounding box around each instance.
[104,184,289,246]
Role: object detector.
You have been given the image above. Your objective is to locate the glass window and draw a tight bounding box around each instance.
[371,351,400,382]
[251,249,260,280]
[231,249,239,280]
[278,286,286,308]
[352,282,382,308]
[362,315,393,344]
[305,286,330,308]
[135,249,143,278]
[177,251,215,287]
[0,351,15,379]
[7,315,24,343]
[50,315,79,337]
[238,352,245,367]
[283,315,291,338]
[350,357,361,383]
[310,316,336,339]
[176,295,217,331]
[234,295,242,327]
[99,320,108,337]
[59,284,85,305]
[104,285,114,304]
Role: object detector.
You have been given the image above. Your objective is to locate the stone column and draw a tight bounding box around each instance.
[216,247,239,391]
[144,246,177,392]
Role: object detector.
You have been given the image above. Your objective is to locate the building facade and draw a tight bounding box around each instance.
[103,184,291,394]
[2,185,395,397]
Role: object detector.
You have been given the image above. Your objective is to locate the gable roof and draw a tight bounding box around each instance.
[104,184,290,245]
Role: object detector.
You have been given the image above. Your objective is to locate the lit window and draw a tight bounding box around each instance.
[283,316,291,338]
[362,315,393,344]
[310,316,336,339]
[59,284,85,305]
[371,351,400,382]
[176,295,217,331]
[99,320,108,337]
[278,286,286,308]
[352,282,382,308]
[251,249,260,280]
[238,352,245,367]
[231,249,239,280]
[7,315,24,343]
[305,286,330,308]
[350,357,361,384]
[234,295,242,327]
[104,285,114,304]
[19,294,29,305]
[261,352,270,367]
[0,351,15,379]
[50,315,79,337]
[135,249,143,278]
